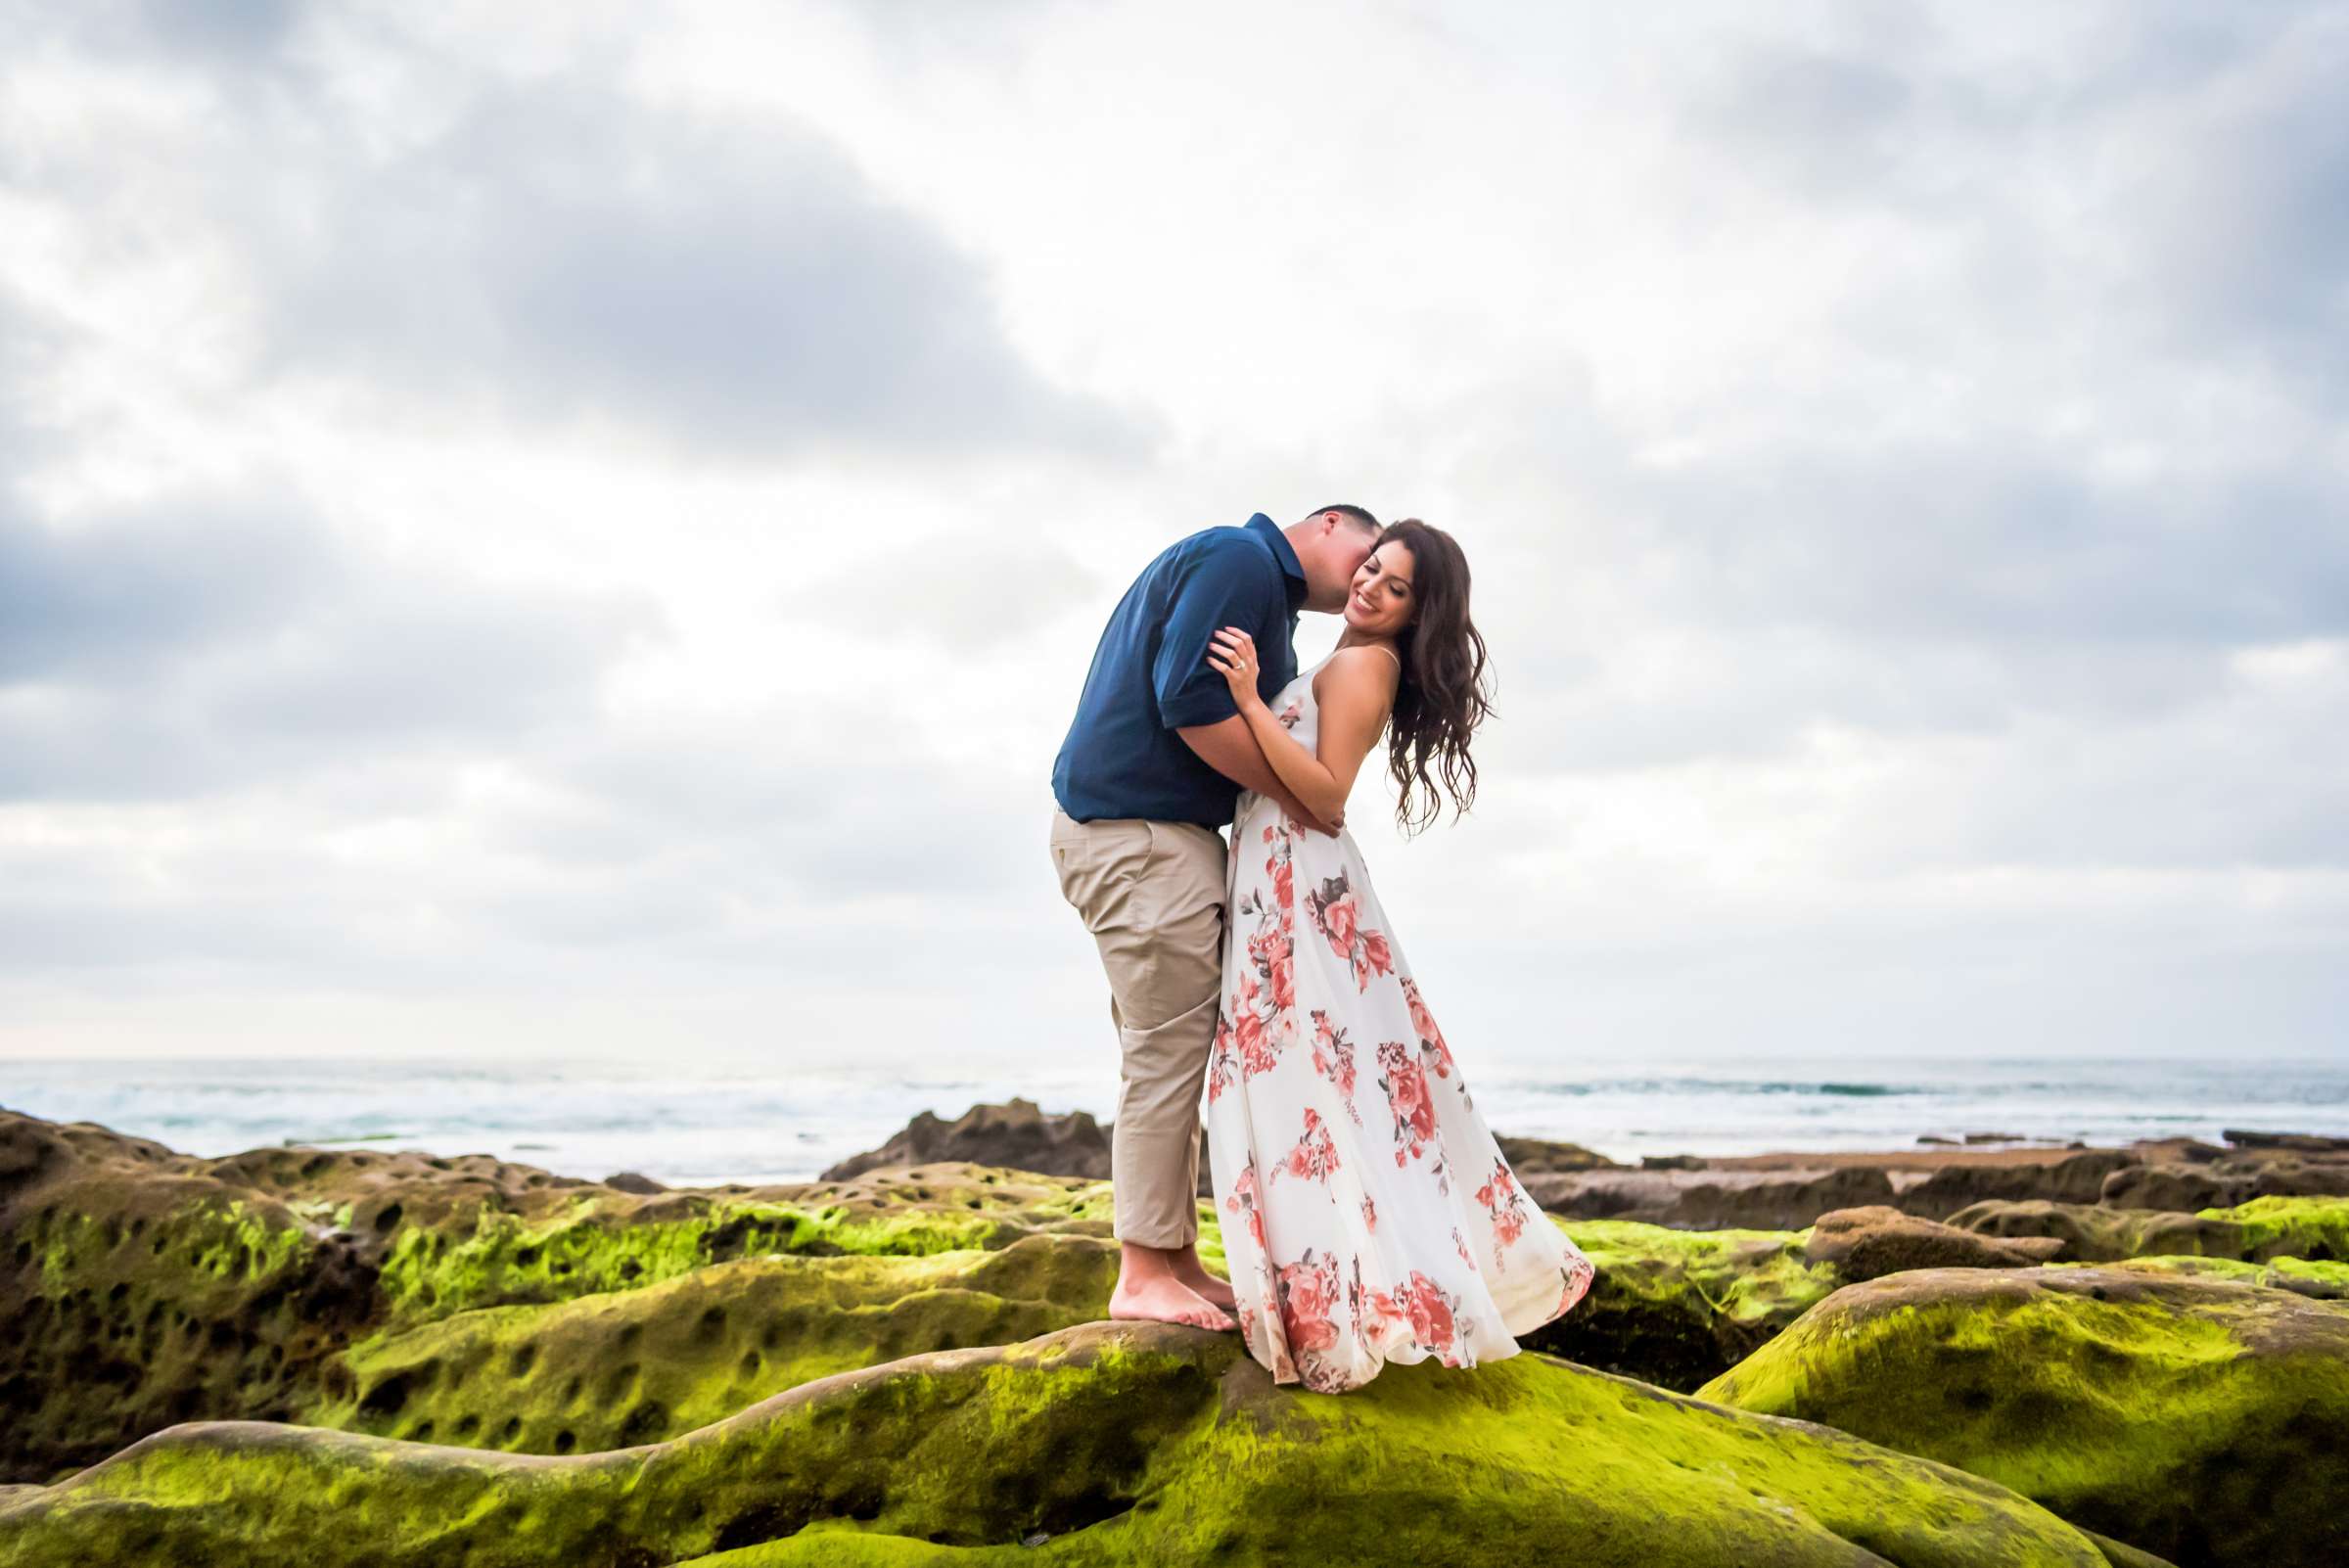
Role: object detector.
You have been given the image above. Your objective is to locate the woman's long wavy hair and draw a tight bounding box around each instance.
[1375,519,1493,834]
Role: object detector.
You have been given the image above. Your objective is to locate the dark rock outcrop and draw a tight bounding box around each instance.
[820,1098,1111,1181]
[1492,1134,1623,1174]
[2098,1162,2258,1211]
[2224,1129,2349,1153]
[2100,1156,2349,1211]
[1891,1149,2141,1221]
[1525,1164,1899,1230]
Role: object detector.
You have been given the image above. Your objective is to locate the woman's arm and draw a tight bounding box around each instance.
[1175,715,1343,837]
[1206,628,1397,826]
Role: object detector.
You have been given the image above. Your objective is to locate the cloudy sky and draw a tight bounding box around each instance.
[2,0,2342,1071]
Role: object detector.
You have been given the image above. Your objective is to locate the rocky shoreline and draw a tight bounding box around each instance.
[4,1100,2344,1565]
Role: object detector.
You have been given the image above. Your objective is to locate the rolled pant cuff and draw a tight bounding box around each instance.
[1113,1218,1200,1250]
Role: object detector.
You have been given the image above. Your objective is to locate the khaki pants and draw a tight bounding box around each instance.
[1049,807,1227,1249]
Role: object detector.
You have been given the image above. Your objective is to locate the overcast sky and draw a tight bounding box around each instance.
[1,0,2342,1071]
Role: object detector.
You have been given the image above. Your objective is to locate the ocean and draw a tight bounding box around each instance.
[6,1054,2346,1188]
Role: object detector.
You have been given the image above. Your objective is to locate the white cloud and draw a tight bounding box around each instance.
[0,0,2342,1066]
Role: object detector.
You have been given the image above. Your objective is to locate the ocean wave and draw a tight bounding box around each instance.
[1510,1078,1940,1098]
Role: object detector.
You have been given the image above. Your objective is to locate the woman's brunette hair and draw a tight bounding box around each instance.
[1376,519,1493,834]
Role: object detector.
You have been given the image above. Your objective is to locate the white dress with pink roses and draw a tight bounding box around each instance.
[1204,650,1595,1394]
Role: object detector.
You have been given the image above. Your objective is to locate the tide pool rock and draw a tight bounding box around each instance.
[1802,1205,2065,1279]
[1892,1151,2142,1221]
[2100,1160,2349,1212]
[1697,1266,2349,1568]
[1945,1200,2241,1262]
[1523,1163,1898,1230]
[1521,1218,1840,1390]
[1947,1194,2349,1267]
[0,1319,2136,1568]
[0,1153,379,1480]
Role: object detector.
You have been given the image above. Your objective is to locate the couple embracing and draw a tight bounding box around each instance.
[1050,507,1593,1396]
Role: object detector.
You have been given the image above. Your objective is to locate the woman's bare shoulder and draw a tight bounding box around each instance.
[1313,643,1403,704]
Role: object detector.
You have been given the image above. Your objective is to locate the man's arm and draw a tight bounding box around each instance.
[1149,537,1339,833]
[1219,644,1394,826]
[1176,716,1342,837]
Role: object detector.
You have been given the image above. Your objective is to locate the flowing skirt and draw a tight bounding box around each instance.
[1204,793,1595,1393]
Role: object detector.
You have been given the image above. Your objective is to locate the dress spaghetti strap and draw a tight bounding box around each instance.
[1326,641,1402,671]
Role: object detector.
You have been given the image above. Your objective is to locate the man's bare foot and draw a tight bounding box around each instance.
[1109,1274,1236,1332]
[1174,1258,1237,1311]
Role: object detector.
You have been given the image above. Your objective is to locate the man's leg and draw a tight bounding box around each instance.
[1097,992,1234,1314]
[1050,810,1232,1327]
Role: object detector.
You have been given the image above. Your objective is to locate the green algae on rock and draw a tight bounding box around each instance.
[1517,1217,1839,1391]
[2209,1194,2349,1262]
[2047,1252,2349,1302]
[0,1319,2135,1568]
[2,1103,1128,1480]
[1,1174,378,1481]
[1943,1199,2246,1262]
[371,1164,1124,1326]
[309,1235,1120,1453]
[1696,1265,2349,1568]
[1946,1193,2349,1268]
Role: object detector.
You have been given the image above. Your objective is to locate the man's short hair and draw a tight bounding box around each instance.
[1302,504,1381,532]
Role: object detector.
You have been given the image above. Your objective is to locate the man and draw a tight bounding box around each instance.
[1050,506,1382,1329]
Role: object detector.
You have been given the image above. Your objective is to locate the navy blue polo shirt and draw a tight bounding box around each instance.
[1052,513,1306,826]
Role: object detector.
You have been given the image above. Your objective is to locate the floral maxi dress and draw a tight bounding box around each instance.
[1205,651,1596,1394]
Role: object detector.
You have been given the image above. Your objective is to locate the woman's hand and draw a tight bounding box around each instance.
[1205,626,1264,710]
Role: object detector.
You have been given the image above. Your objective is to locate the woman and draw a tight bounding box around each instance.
[1201,518,1594,1394]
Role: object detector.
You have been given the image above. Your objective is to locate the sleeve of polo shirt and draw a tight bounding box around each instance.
[1152,542,1282,730]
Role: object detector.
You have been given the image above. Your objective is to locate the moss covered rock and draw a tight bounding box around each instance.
[1518,1217,1840,1390]
[1,1319,2141,1568]
[2048,1253,2349,1302]
[0,1166,378,1480]
[1697,1266,2349,1568]
[1947,1194,2349,1267]
[2211,1195,2349,1262]
[368,1163,1115,1327]
[308,1234,1120,1453]
[1,1104,1126,1480]
[1945,1200,2243,1262]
